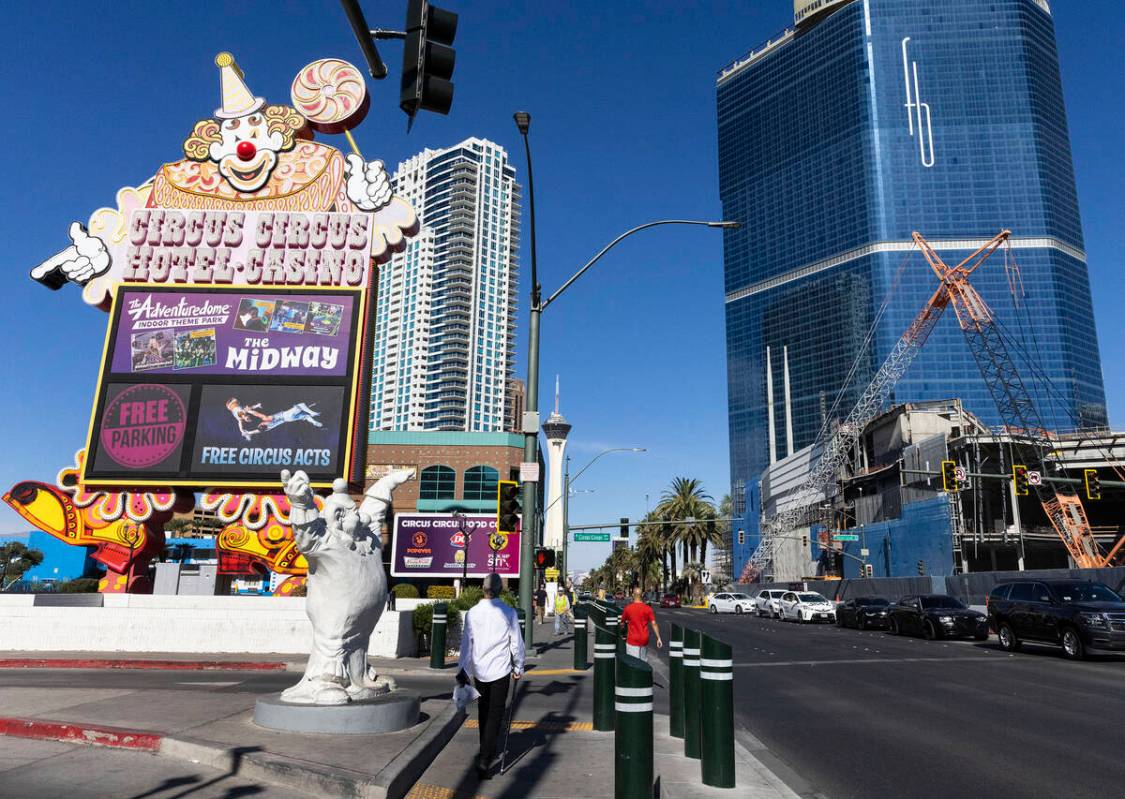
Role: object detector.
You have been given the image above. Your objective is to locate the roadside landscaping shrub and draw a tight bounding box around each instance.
[58,578,99,593]
[426,584,456,600]
[391,583,420,599]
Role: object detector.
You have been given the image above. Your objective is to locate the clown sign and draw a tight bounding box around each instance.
[30,53,417,310]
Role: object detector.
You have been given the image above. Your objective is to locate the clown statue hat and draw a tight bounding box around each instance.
[213,52,265,119]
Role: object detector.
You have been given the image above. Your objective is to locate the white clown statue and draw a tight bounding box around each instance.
[280,467,413,705]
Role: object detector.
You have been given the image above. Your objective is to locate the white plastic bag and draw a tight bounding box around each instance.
[452,681,480,711]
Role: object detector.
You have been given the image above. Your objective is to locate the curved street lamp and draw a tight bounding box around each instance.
[512,111,740,645]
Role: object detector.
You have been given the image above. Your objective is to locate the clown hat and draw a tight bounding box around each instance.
[213,52,265,119]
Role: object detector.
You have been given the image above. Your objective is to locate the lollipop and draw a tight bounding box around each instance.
[291,58,371,153]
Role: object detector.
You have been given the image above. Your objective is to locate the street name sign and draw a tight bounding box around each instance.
[832,534,860,542]
[573,532,610,542]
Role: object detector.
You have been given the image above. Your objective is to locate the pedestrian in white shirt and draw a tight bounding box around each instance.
[456,573,525,780]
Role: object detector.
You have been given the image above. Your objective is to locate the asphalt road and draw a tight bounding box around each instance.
[655,608,1124,799]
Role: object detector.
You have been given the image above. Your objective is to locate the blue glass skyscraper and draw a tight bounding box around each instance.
[718,1,1107,574]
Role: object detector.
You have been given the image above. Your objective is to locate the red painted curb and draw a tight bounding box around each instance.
[0,717,163,751]
[0,658,286,672]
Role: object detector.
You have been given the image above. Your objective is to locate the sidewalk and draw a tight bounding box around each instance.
[0,652,464,798]
[411,620,799,799]
[0,622,801,798]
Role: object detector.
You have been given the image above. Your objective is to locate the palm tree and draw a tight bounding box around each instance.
[635,523,664,594]
[655,477,717,584]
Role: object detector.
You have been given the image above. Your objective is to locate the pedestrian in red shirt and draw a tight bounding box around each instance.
[620,586,662,661]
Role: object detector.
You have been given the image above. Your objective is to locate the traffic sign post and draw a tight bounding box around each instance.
[574,532,611,542]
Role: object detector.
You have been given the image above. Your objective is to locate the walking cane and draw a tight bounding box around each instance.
[498,676,522,774]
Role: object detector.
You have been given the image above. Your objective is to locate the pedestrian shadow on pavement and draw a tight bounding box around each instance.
[127,746,265,799]
[431,676,584,799]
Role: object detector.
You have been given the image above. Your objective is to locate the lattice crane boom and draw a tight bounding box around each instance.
[741,231,1017,583]
[914,231,1116,568]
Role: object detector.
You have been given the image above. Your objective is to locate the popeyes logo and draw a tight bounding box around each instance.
[412,532,428,548]
[30,53,418,310]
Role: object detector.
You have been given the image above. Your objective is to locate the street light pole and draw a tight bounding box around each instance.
[514,112,540,646]
[513,110,738,648]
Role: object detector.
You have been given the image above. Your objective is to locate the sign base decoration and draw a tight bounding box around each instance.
[2,451,192,593]
[203,489,318,579]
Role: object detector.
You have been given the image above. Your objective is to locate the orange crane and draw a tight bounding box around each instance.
[744,229,1122,582]
[914,230,1125,568]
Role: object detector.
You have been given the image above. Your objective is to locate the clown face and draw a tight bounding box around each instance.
[208,113,285,193]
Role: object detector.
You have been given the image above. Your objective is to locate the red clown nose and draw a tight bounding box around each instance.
[236,141,257,161]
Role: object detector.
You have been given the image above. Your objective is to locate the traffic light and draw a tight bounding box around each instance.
[496,480,521,534]
[400,0,457,123]
[1012,465,1030,497]
[940,460,961,492]
[917,560,926,576]
[863,563,874,578]
[534,548,556,569]
[802,534,809,548]
[1084,468,1101,501]
[737,529,745,546]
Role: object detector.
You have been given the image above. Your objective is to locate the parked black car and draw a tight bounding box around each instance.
[836,597,892,630]
[887,594,988,640]
[987,580,1125,660]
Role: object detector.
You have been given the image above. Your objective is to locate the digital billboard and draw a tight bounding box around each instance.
[391,514,521,579]
[83,284,366,489]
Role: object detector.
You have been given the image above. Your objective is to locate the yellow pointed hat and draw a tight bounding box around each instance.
[213,52,265,119]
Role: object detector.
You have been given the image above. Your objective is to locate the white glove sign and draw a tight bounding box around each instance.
[344,154,394,212]
[30,222,111,288]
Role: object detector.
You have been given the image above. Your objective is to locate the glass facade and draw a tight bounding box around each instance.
[718,0,1107,573]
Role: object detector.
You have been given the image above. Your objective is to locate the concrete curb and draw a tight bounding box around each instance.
[0,716,163,751]
[160,703,467,799]
[0,658,287,672]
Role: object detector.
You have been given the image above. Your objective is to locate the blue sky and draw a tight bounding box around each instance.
[2,2,1124,572]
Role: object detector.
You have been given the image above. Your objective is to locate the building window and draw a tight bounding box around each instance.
[463,465,499,501]
[419,465,456,500]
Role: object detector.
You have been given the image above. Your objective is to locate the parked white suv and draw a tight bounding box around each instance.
[779,591,837,623]
[708,592,755,615]
[754,589,788,618]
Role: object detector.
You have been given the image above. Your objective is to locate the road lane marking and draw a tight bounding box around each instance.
[174,681,243,687]
[465,719,593,732]
[733,655,1012,668]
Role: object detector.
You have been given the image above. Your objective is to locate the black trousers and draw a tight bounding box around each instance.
[474,674,511,764]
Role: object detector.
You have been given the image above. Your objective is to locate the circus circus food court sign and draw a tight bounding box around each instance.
[27,52,420,491]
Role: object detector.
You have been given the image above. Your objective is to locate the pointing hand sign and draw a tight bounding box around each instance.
[30,222,111,289]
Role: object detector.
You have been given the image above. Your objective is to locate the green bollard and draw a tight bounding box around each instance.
[614,653,654,799]
[682,628,702,759]
[700,633,735,787]
[669,623,685,739]
[593,608,617,731]
[573,604,589,670]
[617,613,627,658]
[429,602,448,669]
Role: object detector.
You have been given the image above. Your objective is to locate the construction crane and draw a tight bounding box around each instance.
[742,229,1123,583]
[914,232,1125,568]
